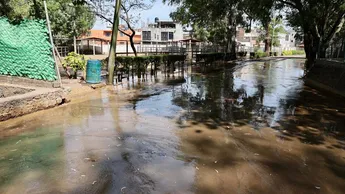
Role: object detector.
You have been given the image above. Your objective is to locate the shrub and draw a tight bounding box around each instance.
[254,50,268,58]
[62,52,86,79]
[196,53,235,63]
[282,50,305,56]
[62,52,86,71]
[237,51,247,57]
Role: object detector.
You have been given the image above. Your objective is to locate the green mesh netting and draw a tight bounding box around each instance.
[0,17,56,81]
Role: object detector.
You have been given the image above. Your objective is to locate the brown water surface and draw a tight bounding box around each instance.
[1,59,344,194]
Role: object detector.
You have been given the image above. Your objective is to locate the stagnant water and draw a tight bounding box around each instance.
[1,59,344,194]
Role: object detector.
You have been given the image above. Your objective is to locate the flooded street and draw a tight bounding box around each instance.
[1,59,345,194]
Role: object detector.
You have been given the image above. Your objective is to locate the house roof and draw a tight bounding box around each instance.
[79,29,141,43]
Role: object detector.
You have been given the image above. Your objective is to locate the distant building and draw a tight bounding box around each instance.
[236,27,297,52]
[78,25,141,54]
[141,18,184,44]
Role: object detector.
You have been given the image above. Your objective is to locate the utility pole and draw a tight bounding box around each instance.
[107,0,122,85]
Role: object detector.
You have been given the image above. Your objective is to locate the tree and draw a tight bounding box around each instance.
[257,17,286,48]
[81,0,154,56]
[165,0,246,56]
[0,0,95,38]
[242,0,275,53]
[165,0,276,55]
[120,0,154,56]
[279,0,345,63]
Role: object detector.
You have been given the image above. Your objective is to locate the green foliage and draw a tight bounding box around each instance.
[282,0,345,59]
[62,52,86,71]
[282,50,305,56]
[196,53,235,63]
[254,50,268,58]
[114,55,186,70]
[257,18,286,47]
[237,51,247,57]
[0,0,95,38]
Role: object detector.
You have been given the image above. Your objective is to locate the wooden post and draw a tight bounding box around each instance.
[101,40,103,54]
[126,41,129,56]
[73,35,77,53]
[44,1,62,87]
[93,39,96,55]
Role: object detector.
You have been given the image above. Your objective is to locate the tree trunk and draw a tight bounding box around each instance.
[227,9,237,59]
[319,44,327,58]
[129,33,137,56]
[107,0,122,85]
[32,0,41,18]
[264,23,270,54]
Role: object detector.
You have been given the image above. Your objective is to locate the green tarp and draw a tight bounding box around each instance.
[0,17,56,81]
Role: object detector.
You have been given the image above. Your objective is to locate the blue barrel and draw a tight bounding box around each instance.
[86,60,101,84]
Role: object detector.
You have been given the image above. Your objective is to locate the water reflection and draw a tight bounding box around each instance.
[1,59,345,194]
[173,59,306,130]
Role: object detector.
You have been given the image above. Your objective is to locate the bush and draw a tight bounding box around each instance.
[196,53,235,63]
[62,52,86,71]
[62,52,86,79]
[237,51,247,57]
[254,50,268,58]
[282,50,305,56]
[113,55,186,76]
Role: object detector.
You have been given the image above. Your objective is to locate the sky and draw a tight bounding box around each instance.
[92,1,176,30]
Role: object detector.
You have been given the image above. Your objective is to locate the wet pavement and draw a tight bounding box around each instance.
[1,59,345,194]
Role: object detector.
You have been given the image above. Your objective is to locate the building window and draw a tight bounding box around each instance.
[104,31,111,37]
[119,41,125,45]
[142,31,151,40]
[161,32,168,41]
[168,32,174,40]
[285,34,289,41]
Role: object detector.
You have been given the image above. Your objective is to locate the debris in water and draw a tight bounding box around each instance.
[117,144,122,147]
[71,168,77,172]
[245,133,251,136]
[196,166,199,170]
[315,186,321,190]
[215,169,219,173]
[92,181,97,185]
[10,149,17,152]
[214,161,218,164]
[15,140,21,144]
[121,187,126,192]
[81,175,86,177]
[254,153,260,156]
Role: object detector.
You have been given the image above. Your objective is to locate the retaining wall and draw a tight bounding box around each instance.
[306,59,345,97]
[0,85,67,121]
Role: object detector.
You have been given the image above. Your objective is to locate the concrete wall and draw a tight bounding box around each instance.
[0,86,66,121]
[306,59,345,97]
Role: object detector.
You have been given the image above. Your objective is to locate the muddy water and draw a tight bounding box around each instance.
[1,59,345,194]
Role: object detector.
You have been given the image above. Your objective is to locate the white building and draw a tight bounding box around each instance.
[141,18,184,45]
[236,27,297,52]
[278,30,297,51]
